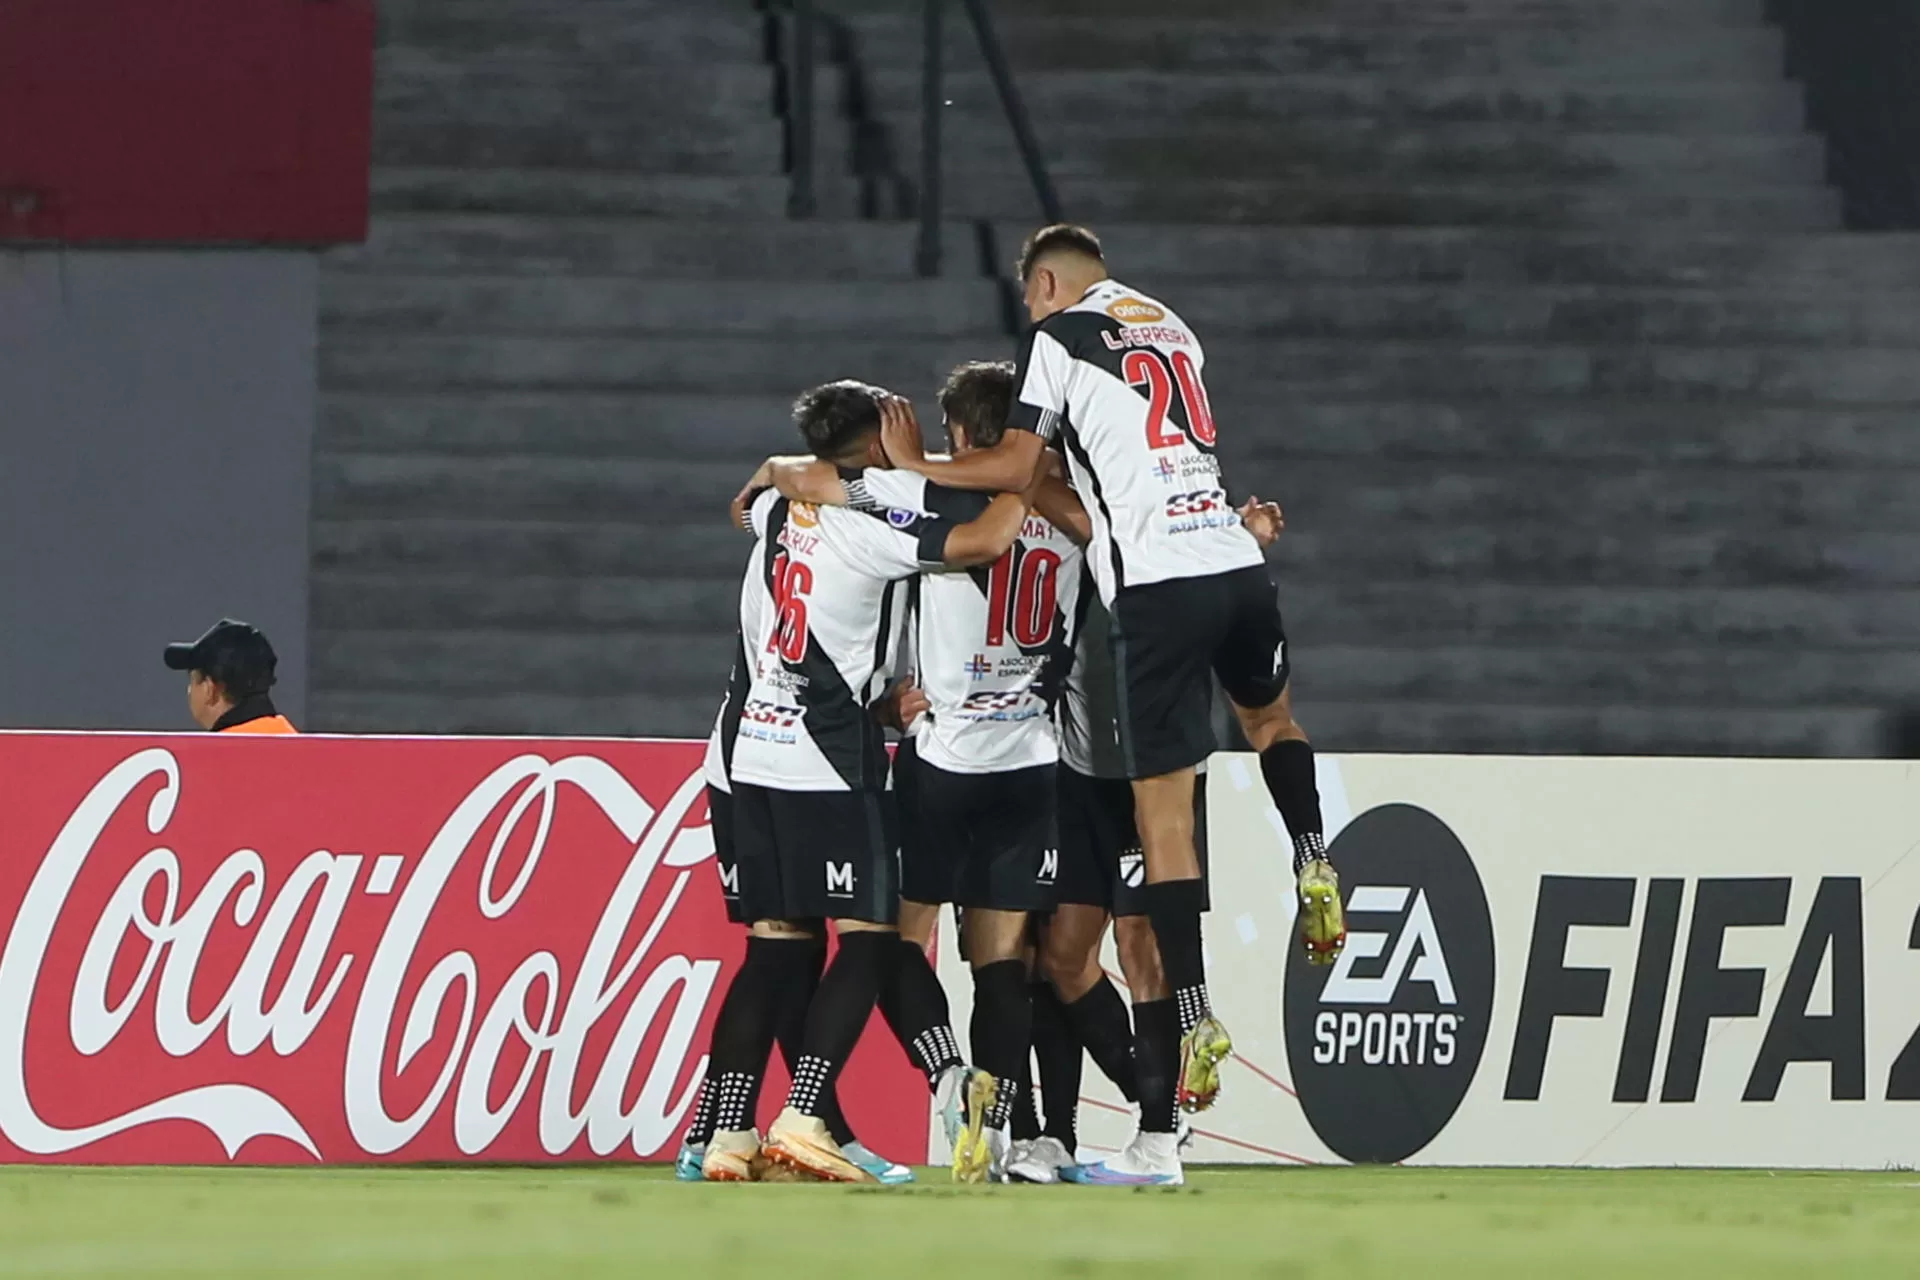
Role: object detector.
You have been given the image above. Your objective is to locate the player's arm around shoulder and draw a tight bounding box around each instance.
[881,391,1046,494]
[1031,453,1091,547]
[938,466,1048,568]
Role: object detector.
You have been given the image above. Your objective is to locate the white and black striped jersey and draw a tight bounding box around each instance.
[1008,279,1264,604]
[703,631,749,794]
[849,468,1082,774]
[727,487,951,793]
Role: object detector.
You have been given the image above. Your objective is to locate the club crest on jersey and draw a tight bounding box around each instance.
[1105,296,1166,324]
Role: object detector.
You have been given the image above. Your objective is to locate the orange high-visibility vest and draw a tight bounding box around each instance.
[219,715,299,735]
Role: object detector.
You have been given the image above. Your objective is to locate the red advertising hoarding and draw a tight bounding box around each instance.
[0,734,929,1164]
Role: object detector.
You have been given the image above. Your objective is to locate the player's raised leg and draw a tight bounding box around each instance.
[1213,570,1345,968]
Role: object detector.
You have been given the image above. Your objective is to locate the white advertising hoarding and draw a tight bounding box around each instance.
[944,754,1920,1169]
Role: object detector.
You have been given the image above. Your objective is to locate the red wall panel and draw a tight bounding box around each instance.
[0,0,374,244]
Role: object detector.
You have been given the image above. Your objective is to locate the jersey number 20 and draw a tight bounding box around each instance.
[1124,349,1217,449]
[985,545,1061,648]
[769,551,813,662]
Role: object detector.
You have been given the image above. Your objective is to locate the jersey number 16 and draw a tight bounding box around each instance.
[769,551,813,662]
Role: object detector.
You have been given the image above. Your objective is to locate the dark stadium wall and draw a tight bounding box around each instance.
[0,249,316,731]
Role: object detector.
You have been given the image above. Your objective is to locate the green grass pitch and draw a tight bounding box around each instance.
[1,1166,1916,1278]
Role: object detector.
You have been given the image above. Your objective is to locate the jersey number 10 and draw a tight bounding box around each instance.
[985,544,1062,648]
[1124,349,1217,449]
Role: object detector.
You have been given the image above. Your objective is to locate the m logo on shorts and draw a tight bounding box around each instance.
[719,864,739,897]
[826,861,855,897]
[1038,848,1059,883]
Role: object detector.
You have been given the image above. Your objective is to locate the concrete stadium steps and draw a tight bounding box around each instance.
[861,68,1807,132]
[311,690,724,738]
[373,53,785,121]
[327,216,969,278]
[314,629,731,697]
[319,277,1006,337]
[886,119,1827,186]
[322,273,1920,346]
[1056,225,1920,291]
[313,517,757,582]
[311,516,1920,593]
[368,169,846,219]
[1275,526,1920,590]
[320,334,1920,402]
[317,392,1920,471]
[378,1,766,62]
[333,217,1920,293]
[920,172,1838,230]
[828,14,1787,78]
[820,0,1771,24]
[312,569,1920,652]
[312,451,1920,531]
[314,0,1920,756]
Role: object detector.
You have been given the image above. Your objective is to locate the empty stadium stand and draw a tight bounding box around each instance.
[314,0,1920,755]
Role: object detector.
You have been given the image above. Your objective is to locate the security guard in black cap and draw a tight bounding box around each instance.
[162,618,297,734]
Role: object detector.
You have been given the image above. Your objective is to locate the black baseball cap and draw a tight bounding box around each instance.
[162,619,278,697]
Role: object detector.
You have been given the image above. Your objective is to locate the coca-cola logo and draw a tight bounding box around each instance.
[0,744,729,1162]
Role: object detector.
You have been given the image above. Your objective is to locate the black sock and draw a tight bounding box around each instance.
[878,937,963,1089]
[1060,976,1138,1102]
[706,936,788,1132]
[1133,997,1180,1135]
[1260,739,1326,874]
[683,1073,717,1147]
[788,931,897,1119]
[773,937,856,1147]
[1030,979,1082,1149]
[1145,879,1211,1034]
[969,959,1033,1132]
[1013,1073,1043,1141]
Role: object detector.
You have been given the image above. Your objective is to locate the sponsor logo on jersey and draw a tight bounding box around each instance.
[1105,296,1167,324]
[965,654,993,681]
[1284,804,1495,1163]
[958,689,1044,722]
[790,502,820,529]
[739,698,805,745]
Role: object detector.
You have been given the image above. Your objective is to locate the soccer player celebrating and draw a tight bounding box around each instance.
[699,381,1039,1183]
[880,225,1343,1186]
[757,363,1088,1182]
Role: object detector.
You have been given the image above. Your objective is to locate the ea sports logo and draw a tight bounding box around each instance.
[1283,804,1494,1163]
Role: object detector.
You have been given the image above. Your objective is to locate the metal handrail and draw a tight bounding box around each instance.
[769,0,1059,271]
[918,0,1063,276]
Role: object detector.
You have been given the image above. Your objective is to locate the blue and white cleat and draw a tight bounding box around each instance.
[674,1140,706,1182]
[843,1140,915,1185]
[1059,1132,1184,1187]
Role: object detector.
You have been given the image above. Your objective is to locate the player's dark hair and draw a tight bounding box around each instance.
[938,361,1015,451]
[1015,223,1104,282]
[791,379,884,462]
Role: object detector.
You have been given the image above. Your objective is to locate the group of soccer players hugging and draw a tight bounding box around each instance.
[678,225,1348,1186]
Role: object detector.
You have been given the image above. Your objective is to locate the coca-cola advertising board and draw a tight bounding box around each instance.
[0,733,930,1165]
